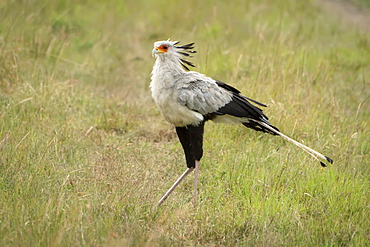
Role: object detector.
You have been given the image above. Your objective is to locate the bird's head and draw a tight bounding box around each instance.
[152,39,197,71]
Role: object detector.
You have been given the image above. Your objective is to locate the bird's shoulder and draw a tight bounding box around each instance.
[175,72,233,115]
[174,71,213,86]
[175,72,228,97]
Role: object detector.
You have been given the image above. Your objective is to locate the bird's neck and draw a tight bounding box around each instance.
[150,54,187,106]
[151,54,185,81]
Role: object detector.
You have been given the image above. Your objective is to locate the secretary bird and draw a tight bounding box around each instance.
[150,40,333,206]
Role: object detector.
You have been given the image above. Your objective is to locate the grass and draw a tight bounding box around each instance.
[351,0,370,8]
[0,0,369,246]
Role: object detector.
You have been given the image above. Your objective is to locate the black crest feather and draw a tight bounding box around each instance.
[175,42,197,71]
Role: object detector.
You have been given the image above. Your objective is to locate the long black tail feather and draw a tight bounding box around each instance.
[254,120,333,167]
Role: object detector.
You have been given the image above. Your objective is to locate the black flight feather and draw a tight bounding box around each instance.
[213,81,280,135]
[215,80,241,94]
[242,96,268,107]
[216,80,267,107]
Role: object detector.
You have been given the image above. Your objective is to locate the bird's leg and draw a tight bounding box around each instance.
[157,123,204,206]
[192,160,200,206]
[157,167,194,206]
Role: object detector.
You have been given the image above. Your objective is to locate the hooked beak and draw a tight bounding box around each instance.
[152,48,159,57]
[152,47,166,57]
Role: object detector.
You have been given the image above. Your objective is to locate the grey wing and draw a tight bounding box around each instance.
[177,77,232,115]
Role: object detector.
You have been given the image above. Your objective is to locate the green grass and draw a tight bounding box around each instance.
[1,0,369,246]
[351,0,370,8]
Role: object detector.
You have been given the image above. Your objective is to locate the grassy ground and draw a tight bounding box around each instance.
[351,0,370,8]
[1,0,369,246]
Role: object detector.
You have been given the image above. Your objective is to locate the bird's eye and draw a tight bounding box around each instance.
[162,45,168,50]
